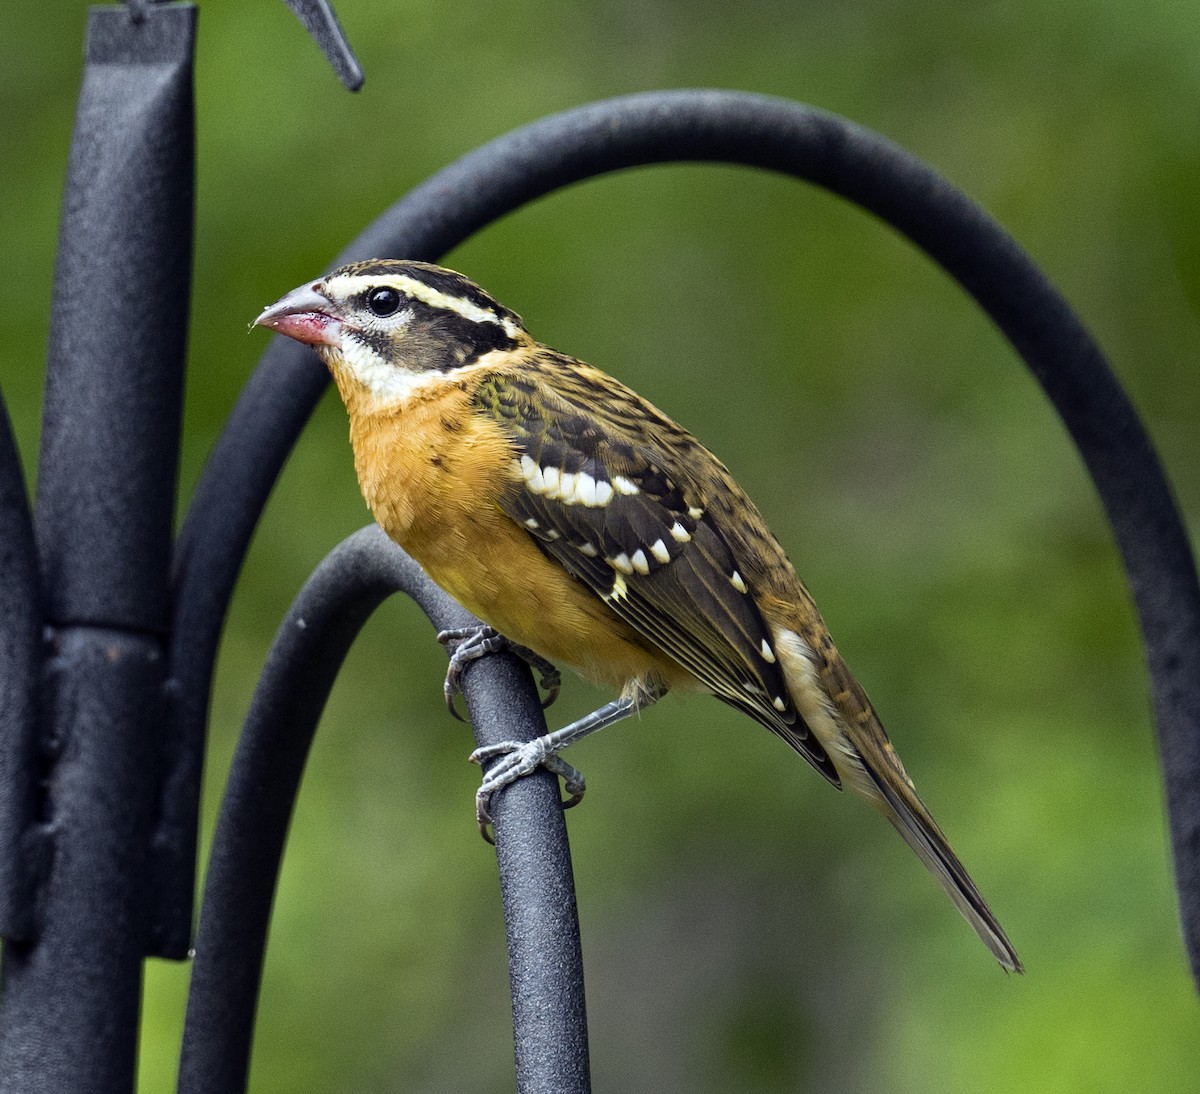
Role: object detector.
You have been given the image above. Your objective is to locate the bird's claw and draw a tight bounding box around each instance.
[470,738,586,843]
[437,626,562,722]
[436,626,577,841]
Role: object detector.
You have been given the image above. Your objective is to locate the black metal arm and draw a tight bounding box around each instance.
[282,0,364,90]
[177,526,589,1094]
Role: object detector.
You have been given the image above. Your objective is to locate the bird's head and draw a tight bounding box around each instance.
[254,260,529,407]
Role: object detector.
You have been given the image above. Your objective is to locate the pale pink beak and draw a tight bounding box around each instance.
[253,283,343,346]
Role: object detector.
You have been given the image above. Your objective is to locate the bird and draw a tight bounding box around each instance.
[255,258,1022,972]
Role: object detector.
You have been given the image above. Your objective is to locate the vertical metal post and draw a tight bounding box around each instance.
[34,4,194,635]
[0,394,41,942]
[0,5,196,1090]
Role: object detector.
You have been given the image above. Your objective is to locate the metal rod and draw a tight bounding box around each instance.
[281,0,364,91]
[178,526,588,1094]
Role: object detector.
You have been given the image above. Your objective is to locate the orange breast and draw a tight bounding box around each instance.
[343,380,687,694]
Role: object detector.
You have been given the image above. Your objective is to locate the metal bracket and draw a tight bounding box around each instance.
[281,0,364,91]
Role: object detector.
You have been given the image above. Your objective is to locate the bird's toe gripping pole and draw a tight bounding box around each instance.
[439,625,562,721]
[469,689,662,842]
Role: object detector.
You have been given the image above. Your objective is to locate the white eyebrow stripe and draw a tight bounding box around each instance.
[327,273,524,338]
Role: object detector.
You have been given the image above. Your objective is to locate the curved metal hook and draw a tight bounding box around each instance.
[177,526,588,1094]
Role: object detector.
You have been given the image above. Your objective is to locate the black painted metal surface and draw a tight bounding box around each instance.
[282,0,364,90]
[35,3,195,638]
[177,526,589,1094]
[0,395,41,943]
[0,629,168,1093]
[0,6,195,1091]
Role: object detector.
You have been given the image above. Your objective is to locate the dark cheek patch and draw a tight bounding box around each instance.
[355,327,397,361]
[426,309,518,360]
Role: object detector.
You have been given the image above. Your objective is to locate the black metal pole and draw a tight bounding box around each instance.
[0,5,196,1091]
[178,526,589,1094]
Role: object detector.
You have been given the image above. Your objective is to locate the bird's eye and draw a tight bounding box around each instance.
[366,287,403,317]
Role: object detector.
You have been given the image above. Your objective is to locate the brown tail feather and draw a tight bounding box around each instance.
[863,762,1023,972]
[772,624,1021,971]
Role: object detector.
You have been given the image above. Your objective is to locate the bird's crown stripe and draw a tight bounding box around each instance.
[329,273,522,336]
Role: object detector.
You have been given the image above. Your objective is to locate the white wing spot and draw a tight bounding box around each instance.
[555,471,577,502]
[630,549,650,575]
[772,696,787,712]
[613,475,640,496]
[760,640,776,663]
[649,538,671,564]
[688,506,704,520]
[579,541,599,557]
[669,521,691,543]
[528,465,616,508]
[730,571,748,594]
[545,529,560,541]
[576,473,599,507]
[611,552,634,575]
[609,572,629,600]
[520,455,546,494]
[523,517,540,530]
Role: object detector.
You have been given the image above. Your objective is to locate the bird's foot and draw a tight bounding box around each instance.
[470,737,586,843]
[464,693,648,842]
[436,625,561,722]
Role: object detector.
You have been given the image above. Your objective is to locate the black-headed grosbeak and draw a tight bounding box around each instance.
[255,259,1021,971]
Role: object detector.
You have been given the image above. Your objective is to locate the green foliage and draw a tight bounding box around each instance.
[2,1,1199,1090]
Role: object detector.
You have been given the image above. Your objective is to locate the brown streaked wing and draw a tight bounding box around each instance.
[473,365,840,786]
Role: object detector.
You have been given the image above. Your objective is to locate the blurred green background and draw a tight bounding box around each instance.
[3,0,1200,1090]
